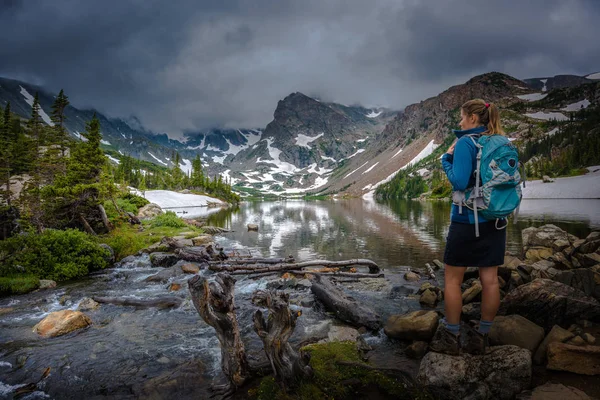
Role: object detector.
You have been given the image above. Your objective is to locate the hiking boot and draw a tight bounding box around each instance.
[463,324,489,355]
[429,324,460,356]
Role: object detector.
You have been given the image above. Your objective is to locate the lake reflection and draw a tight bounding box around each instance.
[204,198,599,271]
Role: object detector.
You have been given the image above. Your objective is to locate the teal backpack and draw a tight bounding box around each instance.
[452,134,524,237]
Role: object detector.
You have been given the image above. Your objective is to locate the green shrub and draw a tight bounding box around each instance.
[0,229,110,281]
[0,275,40,296]
[101,226,148,261]
[150,211,187,228]
[119,192,150,209]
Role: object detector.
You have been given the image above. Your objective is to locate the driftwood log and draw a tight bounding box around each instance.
[98,204,113,232]
[188,273,250,389]
[252,290,312,388]
[93,296,182,309]
[208,256,295,266]
[211,259,380,275]
[424,263,436,280]
[310,275,382,331]
[243,270,384,279]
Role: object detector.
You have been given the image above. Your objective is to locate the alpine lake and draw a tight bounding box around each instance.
[1,198,599,399]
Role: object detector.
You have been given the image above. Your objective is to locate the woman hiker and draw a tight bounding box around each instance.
[430,99,506,355]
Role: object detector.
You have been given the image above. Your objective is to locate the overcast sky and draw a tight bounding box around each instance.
[1,0,599,137]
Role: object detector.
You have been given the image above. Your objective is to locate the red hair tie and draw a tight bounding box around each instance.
[485,103,490,108]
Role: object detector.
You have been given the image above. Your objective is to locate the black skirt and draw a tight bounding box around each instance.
[443,221,506,267]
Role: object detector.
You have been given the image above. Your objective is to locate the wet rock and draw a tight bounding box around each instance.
[462,280,482,304]
[142,241,170,254]
[78,297,100,311]
[404,271,420,282]
[499,279,600,331]
[324,325,360,342]
[181,263,200,274]
[247,224,258,231]
[432,259,444,269]
[547,342,600,375]
[388,285,414,299]
[296,279,312,289]
[38,280,56,290]
[137,203,163,219]
[516,383,591,400]
[145,265,184,283]
[300,297,315,308]
[59,295,71,306]
[149,252,179,268]
[522,225,578,251]
[191,234,213,246]
[419,289,438,307]
[533,325,574,365]
[406,341,429,359]
[489,315,545,352]
[567,336,586,346]
[582,333,596,344]
[99,243,115,264]
[168,283,182,291]
[33,310,92,338]
[417,345,531,400]
[0,307,14,315]
[384,310,439,341]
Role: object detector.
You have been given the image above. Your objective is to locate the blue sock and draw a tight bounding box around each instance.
[442,318,460,335]
[479,320,493,334]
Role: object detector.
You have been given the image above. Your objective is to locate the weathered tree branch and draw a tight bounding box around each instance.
[93,296,182,309]
[79,214,96,235]
[98,204,113,232]
[208,256,295,266]
[252,290,312,389]
[188,273,250,388]
[311,275,381,331]
[211,259,380,275]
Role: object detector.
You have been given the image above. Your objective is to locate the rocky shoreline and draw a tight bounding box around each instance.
[2,222,600,399]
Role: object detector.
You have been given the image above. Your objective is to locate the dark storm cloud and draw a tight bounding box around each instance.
[1,0,598,137]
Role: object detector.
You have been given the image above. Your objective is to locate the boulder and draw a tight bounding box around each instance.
[99,243,115,264]
[406,341,429,359]
[181,263,200,274]
[516,383,591,400]
[149,252,179,268]
[567,336,586,346]
[191,234,213,246]
[533,325,575,365]
[404,271,420,282]
[325,325,360,342]
[522,225,578,251]
[548,252,573,270]
[137,203,163,219]
[33,310,92,338]
[582,333,596,344]
[462,303,481,322]
[529,259,560,280]
[38,280,57,290]
[547,342,600,375]
[525,248,554,263]
[417,345,532,400]
[145,265,184,283]
[499,279,600,331]
[489,315,545,352]
[247,224,258,231]
[553,269,597,298]
[462,280,482,304]
[77,297,100,311]
[388,285,415,299]
[542,175,554,183]
[502,255,522,270]
[574,252,600,268]
[384,310,439,341]
[579,238,600,254]
[419,289,438,307]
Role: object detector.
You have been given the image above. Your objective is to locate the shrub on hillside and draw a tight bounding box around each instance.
[150,211,187,228]
[0,276,40,296]
[0,229,110,281]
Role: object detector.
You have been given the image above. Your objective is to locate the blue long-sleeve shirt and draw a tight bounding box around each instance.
[441,126,488,224]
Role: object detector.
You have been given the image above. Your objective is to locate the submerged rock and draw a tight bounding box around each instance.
[404,271,420,282]
[145,265,184,283]
[417,345,531,400]
[34,310,92,337]
[181,263,200,274]
[78,297,100,311]
[191,234,213,246]
[547,342,600,375]
[384,310,439,341]
[149,252,179,268]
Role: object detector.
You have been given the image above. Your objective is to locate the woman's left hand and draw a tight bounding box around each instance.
[446,141,457,155]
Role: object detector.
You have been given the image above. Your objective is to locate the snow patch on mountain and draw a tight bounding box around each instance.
[546,128,559,137]
[366,110,382,118]
[402,140,439,169]
[19,86,54,126]
[212,155,227,165]
[562,99,590,111]
[525,112,569,121]
[222,169,237,185]
[342,149,366,160]
[362,162,379,175]
[295,133,324,149]
[541,79,548,92]
[321,155,336,162]
[148,152,168,166]
[391,147,403,158]
[517,93,548,101]
[585,72,600,80]
[180,158,193,175]
[259,138,300,174]
[106,155,120,164]
[344,161,369,179]
[100,139,111,146]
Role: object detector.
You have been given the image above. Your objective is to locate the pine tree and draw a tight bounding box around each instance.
[190,155,204,189]
[50,89,70,161]
[0,103,13,205]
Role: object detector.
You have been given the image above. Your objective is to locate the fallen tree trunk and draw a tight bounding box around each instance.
[211,259,380,275]
[310,275,382,331]
[98,204,113,232]
[188,273,250,389]
[93,296,182,309]
[209,256,295,266]
[79,214,96,235]
[241,270,384,279]
[252,290,312,388]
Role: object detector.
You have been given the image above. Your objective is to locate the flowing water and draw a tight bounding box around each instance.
[1,198,599,399]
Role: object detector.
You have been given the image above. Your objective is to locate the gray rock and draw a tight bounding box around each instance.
[78,297,100,311]
[39,280,57,290]
[516,383,591,400]
[533,325,575,365]
[300,297,315,308]
[547,342,600,375]
[326,325,360,342]
[137,203,163,219]
[553,269,596,298]
[419,289,438,307]
[499,279,600,332]
[417,345,532,400]
[404,271,421,282]
[149,252,179,268]
[388,285,415,299]
[296,279,312,289]
[384,310,439,341]
[99,243,115,264]
[489,315,545,352]
[247,224,258,231]
[144,265,184,283]
[522,225,578,250]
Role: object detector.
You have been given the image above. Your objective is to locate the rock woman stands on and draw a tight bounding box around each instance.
[431,99,506,355]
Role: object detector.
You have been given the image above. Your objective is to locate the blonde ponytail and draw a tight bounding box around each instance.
[461,99,504,135]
